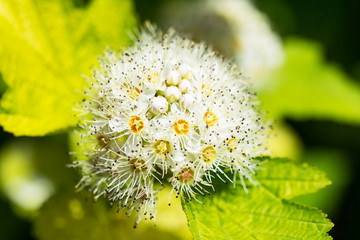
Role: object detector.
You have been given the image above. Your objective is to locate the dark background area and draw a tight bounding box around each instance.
[1,0,360,239]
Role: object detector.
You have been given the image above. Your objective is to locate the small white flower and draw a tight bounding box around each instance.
[164,86,181,103]
[179,79,194,93]
[167,70,182,85]
[150,96,169,114]
[168,103,200,153]
[180,92,196,109]
[142,134,181,177]
[177,63,193,79]
[168,162,211,200]
[73,22,268,226]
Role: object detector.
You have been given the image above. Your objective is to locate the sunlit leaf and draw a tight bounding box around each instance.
[0,0,136,136]
[182,158,333,240]
[256,157,331,200]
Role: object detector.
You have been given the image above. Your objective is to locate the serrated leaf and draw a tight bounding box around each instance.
[0,0,136,136]
[182,158,333,240]
[257,158,331,199]
[258,38,360,124]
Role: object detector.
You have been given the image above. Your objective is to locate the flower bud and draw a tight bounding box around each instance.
[180,93,196,108]
[164,86,181,103]
[178,63,192,79]
[166,70,181,85]
[150,96,168,114]
[179,79,194,93]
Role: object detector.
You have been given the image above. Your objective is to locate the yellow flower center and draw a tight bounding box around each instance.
[147,72,159,84]
[201,146,216,163]
[203,111,217,127]
[129,87,141,100]
[201,84,213,97]
[153,140,171,156]
[174,119,189,135]
[129,158,147,173]
[129,115,144,133]
[227,138,238,152]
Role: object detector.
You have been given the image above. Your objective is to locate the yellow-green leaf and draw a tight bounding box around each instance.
[257,157,331,200]
[182,158,333,240]
[0,0,136,136]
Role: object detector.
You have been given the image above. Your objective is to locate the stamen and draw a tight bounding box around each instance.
[129,87,141,100]
[153,140,171,156]
[227,138,238,152]
[178,167,194,184]
[174,119,189,135]
[201,146,216,163]
[147,72,159,84]
[203,111,217,126]
[129,158,147,173]
[129,115,144,133]
[97,135,110,148]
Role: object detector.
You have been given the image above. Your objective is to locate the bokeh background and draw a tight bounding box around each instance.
[1,0,360,239]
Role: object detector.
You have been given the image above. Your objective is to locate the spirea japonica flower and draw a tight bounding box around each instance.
[71,23,268,227]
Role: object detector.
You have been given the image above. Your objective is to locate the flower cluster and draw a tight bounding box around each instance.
[72,23,268,227]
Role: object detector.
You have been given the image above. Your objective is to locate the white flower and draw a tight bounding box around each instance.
[168,162,211,200]
[193,137,232,185]
[164,86,181,103]
[142,131,182,177]
[180,92,196,109]
[150,96,169,114]
[177,63,193,79]
[167,70,182,85]
[151,103,200,153]
[73,22,268,226]
[179,79,194,93]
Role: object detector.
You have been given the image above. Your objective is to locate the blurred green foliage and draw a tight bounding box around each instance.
[259,39,360,123]
[34,191,186,240]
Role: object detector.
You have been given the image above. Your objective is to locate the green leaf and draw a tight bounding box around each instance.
[182,158,333,240]
[0,0,136,136]
[256,158,331,200]
[258,38,360,124]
